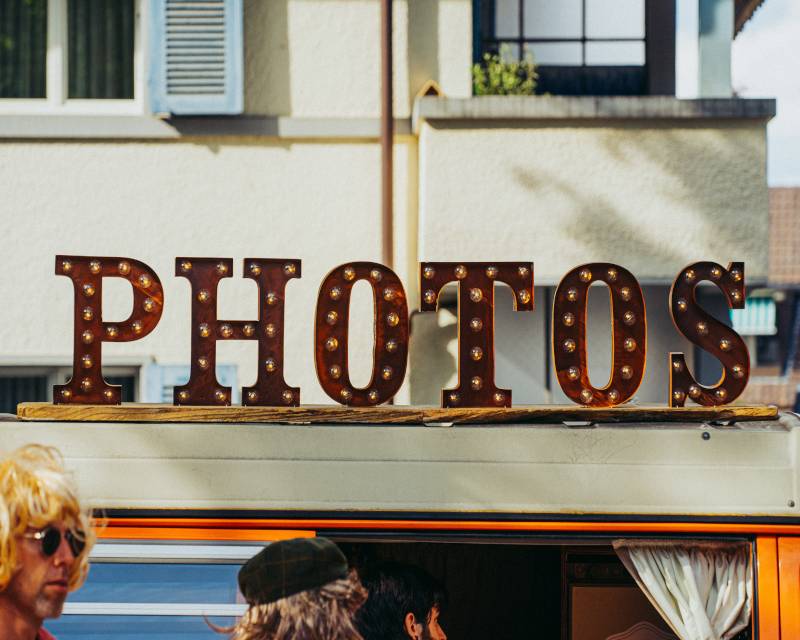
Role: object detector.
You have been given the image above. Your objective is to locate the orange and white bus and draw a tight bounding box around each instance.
[4,410,798,639]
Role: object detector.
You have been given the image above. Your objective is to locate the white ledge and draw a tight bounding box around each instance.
[0,116,413,140]
[412,96,777,133]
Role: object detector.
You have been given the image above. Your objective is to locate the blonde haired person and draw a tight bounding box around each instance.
[219,537,367,640]
[0,444,95,640]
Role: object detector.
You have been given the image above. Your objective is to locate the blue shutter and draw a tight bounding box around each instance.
[143,364,239,403]
[149,0,243,115]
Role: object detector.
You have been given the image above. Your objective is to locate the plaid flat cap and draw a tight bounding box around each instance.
[238,537,349,605]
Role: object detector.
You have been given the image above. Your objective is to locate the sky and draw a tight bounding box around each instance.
[677,0,800,185]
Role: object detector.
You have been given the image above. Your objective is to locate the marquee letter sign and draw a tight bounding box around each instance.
[314,262,409,406]
[55,255,163,404]
[50,255,758,415]
[419,262,534,407]
[175,258,301,406]
[668,261,749,407]
[552,264,646,406]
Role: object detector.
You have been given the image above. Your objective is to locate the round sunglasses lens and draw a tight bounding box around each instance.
[41,528,62,556]
[66,531,86,557]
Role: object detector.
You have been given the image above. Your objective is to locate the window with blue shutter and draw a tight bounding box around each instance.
[148,0,243,115]
[143,364,239,404]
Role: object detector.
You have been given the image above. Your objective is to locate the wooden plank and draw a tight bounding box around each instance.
[425,404,779,425]
[16,403,425,424]
[16,402,778,425]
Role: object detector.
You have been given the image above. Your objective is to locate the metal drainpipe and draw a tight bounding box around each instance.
[381,0,394,269]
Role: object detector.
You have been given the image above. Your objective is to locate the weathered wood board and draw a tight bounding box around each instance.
[16,402,778,425]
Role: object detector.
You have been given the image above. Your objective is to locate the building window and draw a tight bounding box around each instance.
[47,541,254,639]
[0,367,137,414]
[67,0,135,99]
[0,0,47,98]
[0,0,141,113]
[474,0,648,95]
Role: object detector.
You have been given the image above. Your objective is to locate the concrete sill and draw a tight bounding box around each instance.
[412,96,777,133]
[0,116,413,140]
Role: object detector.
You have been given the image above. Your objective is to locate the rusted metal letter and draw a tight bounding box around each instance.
[174,258,301,406]
[668,261,748,406]
[314,262,409,406]
[552,263,646,406]
[54,255,163,404]
[419,262,534,408]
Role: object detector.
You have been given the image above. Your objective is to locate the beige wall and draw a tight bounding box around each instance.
[244,0,472,118]
[0,138,416,404]
[418,120,770,282]
[0,0,772,409]
[409,285,695,405]
[0,119,763,405]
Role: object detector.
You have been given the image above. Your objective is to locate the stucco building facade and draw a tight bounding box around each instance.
[0,0,773,408]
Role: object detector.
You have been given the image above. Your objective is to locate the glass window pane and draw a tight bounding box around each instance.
[68,0,134,99]
[104,375,136,402]
[523,0,582,39]
[497,42,521,62]
[494,0,519,38]
[0,376,48,413]
[69,564,242,604]
[586,0,645,38]
[46,615,236,639]
[525,42,583,66]
[0,0,46,98]
[585,41,645,65]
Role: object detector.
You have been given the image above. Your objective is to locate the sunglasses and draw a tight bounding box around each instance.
[24,526,86,558]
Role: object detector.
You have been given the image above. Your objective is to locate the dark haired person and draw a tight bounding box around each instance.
[355,562,447,640]
[0,445,95,640]
[219,536,367,640]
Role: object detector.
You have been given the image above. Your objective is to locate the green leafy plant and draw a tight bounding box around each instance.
[472,46,538,96]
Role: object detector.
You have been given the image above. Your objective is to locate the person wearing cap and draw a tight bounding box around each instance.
[0,444,95,640]
[220,536,367,640]
[355,562,447,640]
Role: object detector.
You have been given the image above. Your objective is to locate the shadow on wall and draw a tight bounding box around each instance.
[511,125,764,396]
[510,123,765,278]
[597,123,767,260]
[244,0,291,115]
[513,165,685,273]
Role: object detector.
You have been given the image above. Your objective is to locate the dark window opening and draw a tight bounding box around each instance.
[473,0,649,95]
[105,374,136,402]
[0,0,47,98]
[0,375,48,414]
[67,0,134,99]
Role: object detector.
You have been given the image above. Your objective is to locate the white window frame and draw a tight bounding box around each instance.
[61,541,258,618]
[0,0,146,115]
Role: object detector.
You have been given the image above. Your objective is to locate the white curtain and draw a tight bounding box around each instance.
[613,540,752,640]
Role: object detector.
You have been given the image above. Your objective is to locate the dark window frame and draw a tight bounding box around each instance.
[472,0,676,96]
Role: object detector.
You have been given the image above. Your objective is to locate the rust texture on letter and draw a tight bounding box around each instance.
[315,262,409,406]
[174,258,301,406]
[552,263,646,407]
[54,255,163,404]
[668,261,748,406]
[419,262,534,408]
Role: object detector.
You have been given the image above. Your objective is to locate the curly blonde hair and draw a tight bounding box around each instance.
[218,572,367,640]
[0,444,95,591]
